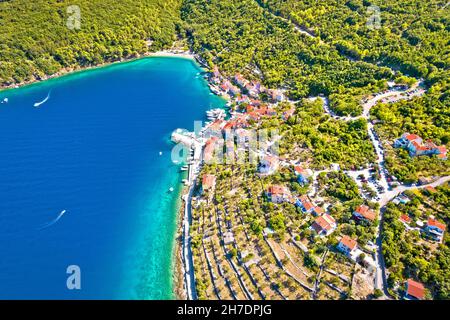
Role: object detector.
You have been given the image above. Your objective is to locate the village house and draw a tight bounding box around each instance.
[394,133,447,160]
[258,155,279,175]
[234,73,249,88]
[311,214,337,236]
[222,120,236,133]
[337,235,358,256]
[225,139,235,163]
[211,66,222,84]
[245,81,261,97]
[236,95,250,105]
[311,206,324,217]
[203,137,221,163]
[267,185,292,204]
[248,111,262,122]
[294,166,313,185]
[229,84,241,97]
[201,174,216,194]
[282,107,295,120]
[269,89,284,102]
[295,195,315,213]
[424,185,438,194]
[220,80,240,97]
[424,218,446,242]
[249,99,262,107]
[404,279,425,300]
[353,205,377,223]
[235,128,252,145]
[205,119,226,138]
[223,114,249,133]
[399,214,412,225]
[219,81,231,93]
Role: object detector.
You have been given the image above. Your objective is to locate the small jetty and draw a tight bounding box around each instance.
[206,108,226,121]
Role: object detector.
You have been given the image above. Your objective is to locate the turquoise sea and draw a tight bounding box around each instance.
[0,57,225,299]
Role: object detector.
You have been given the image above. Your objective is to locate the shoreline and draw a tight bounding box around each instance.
[174,183,190,300]
[0,49,198,93]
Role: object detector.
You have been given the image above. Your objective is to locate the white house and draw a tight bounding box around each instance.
[337,235,358,256]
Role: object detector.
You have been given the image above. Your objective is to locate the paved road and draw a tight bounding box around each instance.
[182,144,202,300]
[373,176,450,297]
[317,81,446,299]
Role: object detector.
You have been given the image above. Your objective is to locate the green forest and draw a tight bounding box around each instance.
[259,0,449,79]
[0,0,180,85]
[181,0,392,101]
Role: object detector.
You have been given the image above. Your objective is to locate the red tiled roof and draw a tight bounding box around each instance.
[424,185,437,193]
[208,119,225,132]
[405,134,421,142]
[427,218,446,231]
[298,195,314,211]
[268,185,289,196]
[340,235,357,250]
[400,214,411,223]
[303,201,314,211]
[406,279,425,300]
[299,195,309,202]
[411,140,429,151]
[223,121,235,131]
[204,137,219,161]
[354,205,376,221]
[312,214,336,233]
[313,206,324,215]
[202,174,216,190]
[294,166,305,175]
[248,111,261,121]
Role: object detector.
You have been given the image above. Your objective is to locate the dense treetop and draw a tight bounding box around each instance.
[0,0,180,85]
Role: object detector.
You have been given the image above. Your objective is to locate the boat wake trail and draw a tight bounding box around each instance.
[39,210,67,230]
[34,91,51,108]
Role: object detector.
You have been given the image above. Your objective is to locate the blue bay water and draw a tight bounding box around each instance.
[0,57,224,299]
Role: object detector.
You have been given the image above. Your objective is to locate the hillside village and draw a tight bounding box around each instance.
[174,64,450,300]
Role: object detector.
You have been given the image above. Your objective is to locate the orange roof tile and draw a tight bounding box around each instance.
[313,207,324,215]
[400,214,411,223]
[340,235,357,250]
[202,174,216,190]
[406,279,425,300]
[405,134,421,142]
[268,185,289,195]
[354,205,376,221]
[427,218,446,231]
[312,214,336,233]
